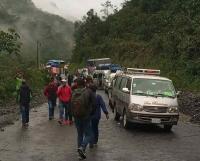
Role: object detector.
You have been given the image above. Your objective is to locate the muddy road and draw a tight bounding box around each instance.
[0,91,200,161]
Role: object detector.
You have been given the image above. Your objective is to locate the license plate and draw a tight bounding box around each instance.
[151,118,161,124]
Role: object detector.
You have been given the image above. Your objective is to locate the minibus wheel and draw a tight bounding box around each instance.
[164,125,173,132]
[122,110,130,129]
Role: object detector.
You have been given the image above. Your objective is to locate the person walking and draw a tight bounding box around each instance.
[85,76,93,88]
[89,85,109,148]
[15,73,23,102]
[44,78,58,120]
[18,80,32,128]
[71,78,96,160]
[68,74,74,87]
[57,78,72,125]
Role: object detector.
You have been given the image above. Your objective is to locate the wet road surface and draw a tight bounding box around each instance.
[0,91,200,161]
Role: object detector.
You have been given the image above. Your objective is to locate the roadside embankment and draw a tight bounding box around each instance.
[178,91,200,124]
[0,90,200,129]
[0,91,46,129]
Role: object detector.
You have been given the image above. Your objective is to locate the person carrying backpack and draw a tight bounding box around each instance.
[44,77,58,120]
[57,78,72,125]
[89,85,109,148]
[18,80,32,128]
[71,78,96,160]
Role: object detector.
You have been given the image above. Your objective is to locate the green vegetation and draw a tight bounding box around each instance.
[0,0,75,104]
[0,0,74,61]
[0,29,48,105]
[72,0,200,91]
[0,28,21,55]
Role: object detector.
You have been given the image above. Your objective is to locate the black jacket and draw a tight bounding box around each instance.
[19,84,31,106]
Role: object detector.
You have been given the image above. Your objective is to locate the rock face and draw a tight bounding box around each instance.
[0,0,74,60]
[178,92,200,123]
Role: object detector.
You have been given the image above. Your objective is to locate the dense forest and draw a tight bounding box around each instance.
[71,0,200,91]
[0,0,74,104]
[0,29,48,105]
[0,0,74,61]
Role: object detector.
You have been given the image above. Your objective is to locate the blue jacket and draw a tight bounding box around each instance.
[91,94,108,120]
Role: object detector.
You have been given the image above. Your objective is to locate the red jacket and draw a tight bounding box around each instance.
[44,82,58,100]
[57,85,72,103]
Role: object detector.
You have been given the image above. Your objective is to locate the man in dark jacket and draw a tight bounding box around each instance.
[44,78,58,120]
[90,85,109,148]
[18,80,32,127]
[71,78,96,160]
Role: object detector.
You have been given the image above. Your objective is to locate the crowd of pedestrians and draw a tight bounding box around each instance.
[17,74,109,160]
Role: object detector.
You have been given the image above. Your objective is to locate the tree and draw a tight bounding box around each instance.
[72,0,200,91]
[0,29,21,55]
[101,1,114,19]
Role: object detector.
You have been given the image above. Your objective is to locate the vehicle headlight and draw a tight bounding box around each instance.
[129,104,143,112]
[168,106,179,113]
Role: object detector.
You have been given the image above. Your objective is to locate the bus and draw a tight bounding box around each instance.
[87,58,111,73]
[46,60,66,75]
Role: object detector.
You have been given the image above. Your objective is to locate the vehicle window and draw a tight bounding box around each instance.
[120,77,127,90]
[126,78,132,91]
[132,78,176,98]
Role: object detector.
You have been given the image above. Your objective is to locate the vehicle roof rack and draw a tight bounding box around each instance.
[126,68,160,75]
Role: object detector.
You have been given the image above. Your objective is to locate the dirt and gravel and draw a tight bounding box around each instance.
[0,90,199,130]
[178,91,200,123]
[0,91,200,161]
[0,91,46,129]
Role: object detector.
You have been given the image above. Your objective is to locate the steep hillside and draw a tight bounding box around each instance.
[0,0,74,61]
[72,0,200,91]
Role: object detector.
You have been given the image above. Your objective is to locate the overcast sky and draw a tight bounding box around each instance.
[32,0,125,21]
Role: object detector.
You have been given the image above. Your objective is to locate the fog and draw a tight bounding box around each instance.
[32,0,125,21]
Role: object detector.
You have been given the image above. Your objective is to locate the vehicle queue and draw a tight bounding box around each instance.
[45,58,180,132]
[76,58,180,132]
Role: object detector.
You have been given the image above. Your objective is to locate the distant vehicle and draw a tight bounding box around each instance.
[46,60,65,67]
[104,73,116,94]
[96,63,111,70]
[46,59,66,75]
[92,70,106,89]
[103,64,122,93]
[93,65,113,90]
[109,64,122,73]
[110,68,179,131]
[87,58,111,73]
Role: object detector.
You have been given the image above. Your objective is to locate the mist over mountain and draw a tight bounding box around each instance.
[0,0,74,62]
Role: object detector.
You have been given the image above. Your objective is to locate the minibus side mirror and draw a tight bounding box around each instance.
[122,87,130,93]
